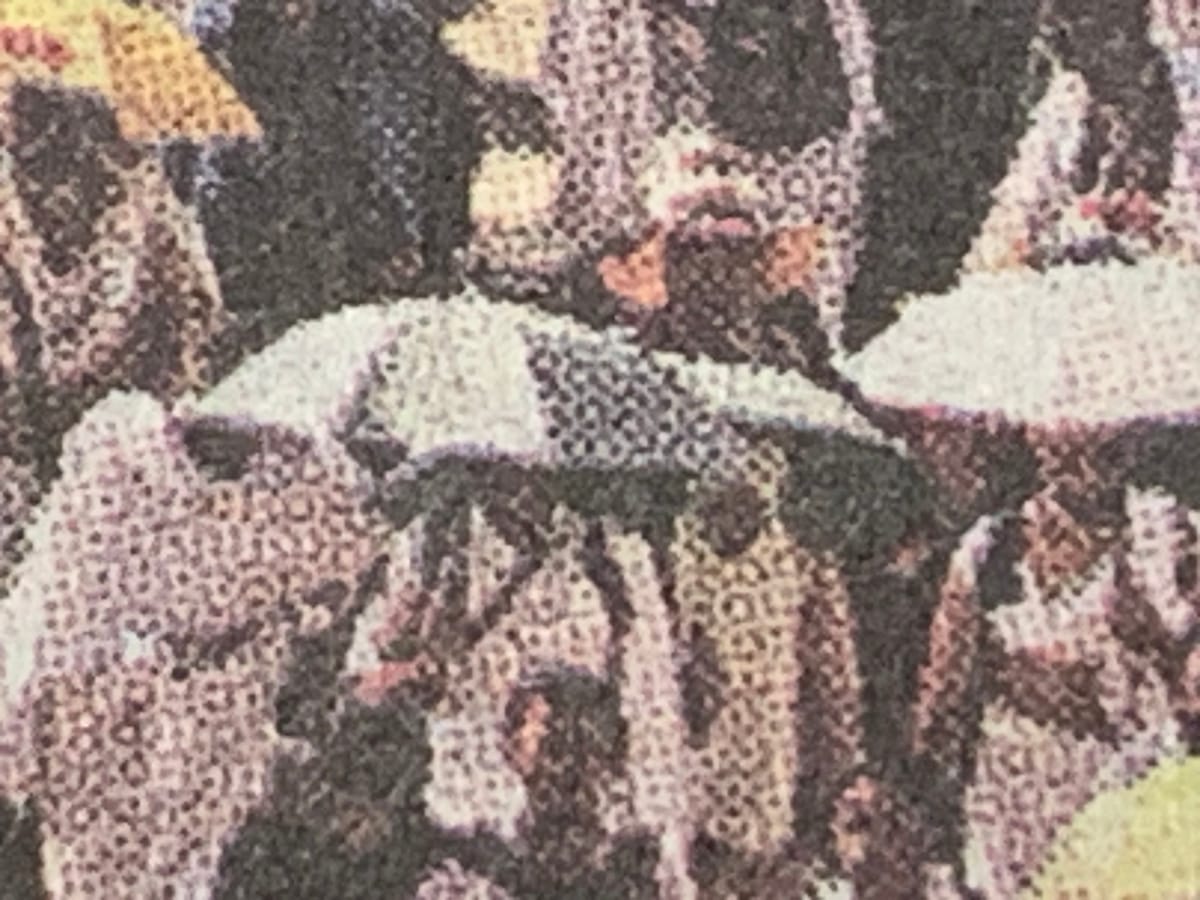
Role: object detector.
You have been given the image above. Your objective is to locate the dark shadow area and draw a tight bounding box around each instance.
[200,0,483,383]
[844,0,1040,351]
[0,798,46,900]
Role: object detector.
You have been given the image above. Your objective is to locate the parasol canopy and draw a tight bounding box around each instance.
[840,258,1200,430]
[0,0,259,142]
[193,289,883,470]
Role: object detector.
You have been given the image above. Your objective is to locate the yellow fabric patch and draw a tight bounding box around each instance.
[441,0,552,82]
[470,146,561,231]
[1028,756,1200,899]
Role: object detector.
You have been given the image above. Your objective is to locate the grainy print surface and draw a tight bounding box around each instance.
[1,1,1199,898]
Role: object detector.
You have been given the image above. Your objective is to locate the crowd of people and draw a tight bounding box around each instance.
[1,1,1199,897]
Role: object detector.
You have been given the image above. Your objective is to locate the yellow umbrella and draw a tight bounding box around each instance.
[0,0,259,142]
[1026,756,1200,899]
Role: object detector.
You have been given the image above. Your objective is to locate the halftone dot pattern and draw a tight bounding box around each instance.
[28,648,283,899]
[1,1,1200,899]
[414,859,516,900]
[606,530,695,897]
[0,85,230,398]
[424,507,612,842]
[671,512,808,856]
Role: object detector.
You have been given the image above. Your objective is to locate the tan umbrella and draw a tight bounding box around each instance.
[0,0,260,142]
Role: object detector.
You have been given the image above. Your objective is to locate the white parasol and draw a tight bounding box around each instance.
[841,259,1200,430]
